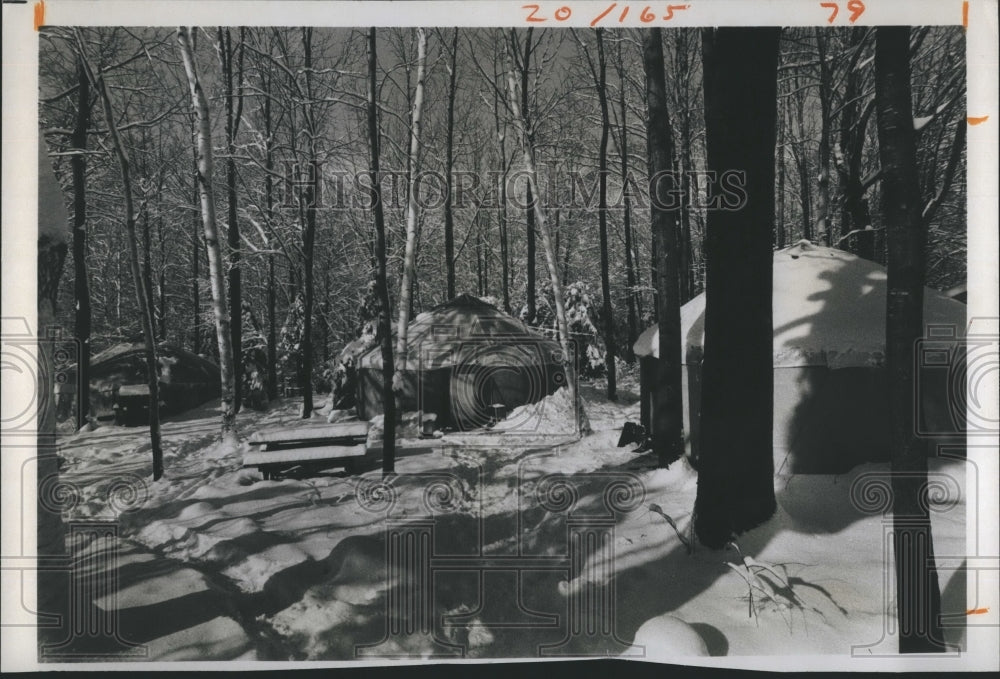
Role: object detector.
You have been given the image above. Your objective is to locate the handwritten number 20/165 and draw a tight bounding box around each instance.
[522,4,690,24]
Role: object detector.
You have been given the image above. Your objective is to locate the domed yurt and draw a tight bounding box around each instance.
[78,343,221,424]
[356,295,568,431]
[633,242,967,473]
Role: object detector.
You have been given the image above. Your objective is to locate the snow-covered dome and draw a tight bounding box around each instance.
[633,241,966,369]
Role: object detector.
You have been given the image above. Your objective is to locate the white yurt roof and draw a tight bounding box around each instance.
[633,241,967,369]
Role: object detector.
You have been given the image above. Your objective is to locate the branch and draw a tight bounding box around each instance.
[921,120,966,225]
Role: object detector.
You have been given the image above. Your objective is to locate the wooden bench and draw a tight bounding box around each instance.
[244,421,371,480]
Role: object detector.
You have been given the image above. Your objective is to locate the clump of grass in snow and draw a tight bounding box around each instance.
[725,540,793,622]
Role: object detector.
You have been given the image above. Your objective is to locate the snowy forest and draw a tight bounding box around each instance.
[32,24,972,662]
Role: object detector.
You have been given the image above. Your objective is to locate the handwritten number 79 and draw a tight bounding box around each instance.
[822,0,865,23]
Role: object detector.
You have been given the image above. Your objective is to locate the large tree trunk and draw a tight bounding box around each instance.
[79,31,165,479]
[71,56,91,430]
[642,28,684,468]
[444,28,458,299]
[178,26,237,439]
[368,27,396,475]
[505,29,577,420]
[694,27,780,548]
[36,137,70,654]
[776,89,787,249]
[874,26,946,654]
[592,29,618,401]
[395,27,427,374]
[219,28,245,413]
[300,27,318,418]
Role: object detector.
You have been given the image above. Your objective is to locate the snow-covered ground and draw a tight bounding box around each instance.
[52,378,969,662]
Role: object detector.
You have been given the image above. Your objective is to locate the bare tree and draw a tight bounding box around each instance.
[299,27,319,418]
[395,28,428,374]
[577,28,618,401]
[36,137,70,653]
[642,27,684,468]
[369,27,397,475]
[178,26,237,439]
[76,29,165,478]
[443,27,459,299]
[504,28,577,419]
[70,55,92,430]
[218,27,246,412]
[694,27,781,548]
[874,25,945,654]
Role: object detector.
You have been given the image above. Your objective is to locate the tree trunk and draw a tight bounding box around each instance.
[874,26,946,654]
[444,28,458,299]
[493,47,512,314]
[191,137,201,354]
[694,27,780,548]
[838,28,875,260]
[592,30,618,401]
[264,69,278,401]
[178,26,237,439]
[519,30,537,324]
[71,56,91,430]
[776,90,786,248]
[219,28,245,413]
[300,27,318,418]
[368,28,397,475]
[790,78,813,241]
[395,27,427,375]
[79,31,164,479]
[36,137,69,655]
[815,29,834,246]
[156,171,167,341]
[506,28,577,420]
[642,27,684,468]
[142,202,156,341]
[616,44,638,360]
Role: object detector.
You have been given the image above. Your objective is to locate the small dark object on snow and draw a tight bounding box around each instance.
[618,421,648,449]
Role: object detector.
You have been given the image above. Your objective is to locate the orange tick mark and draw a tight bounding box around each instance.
[34,0,45,31]
[967,116,989,125]
[962,1,969,29]
[966,607,989,615]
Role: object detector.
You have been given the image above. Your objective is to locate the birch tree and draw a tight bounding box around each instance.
[504,28,577,420]
[395,28,428,373]
[177,26,237,438]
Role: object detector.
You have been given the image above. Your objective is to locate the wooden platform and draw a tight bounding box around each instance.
[248,421,369,446]
[243,443,367,465]
[244,421,371,480]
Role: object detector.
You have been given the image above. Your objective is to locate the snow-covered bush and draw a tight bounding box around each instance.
[531,279,607,378]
